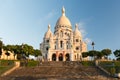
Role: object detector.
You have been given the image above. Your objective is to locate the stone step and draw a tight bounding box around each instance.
[38,61,83,67]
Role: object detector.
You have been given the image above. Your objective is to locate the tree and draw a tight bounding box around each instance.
[21,44,34,57]
[0,40,3,58]
[82,52,88,58]
[88,50,103,60]
[82,50,99,60]
[12,45,21,59]
[2,44,40,60]
[114,49,120,61]
[34,49,42,57]
[89,50,97,58]
[101,49,112,59]
[96,51,103,59]
[17,53,22,60]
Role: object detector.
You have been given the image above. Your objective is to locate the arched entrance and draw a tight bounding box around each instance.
[59,53,63,61]
[52,54,56,61]
[65,53,70,61]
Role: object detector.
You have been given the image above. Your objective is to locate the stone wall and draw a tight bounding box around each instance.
[0,49,17,60]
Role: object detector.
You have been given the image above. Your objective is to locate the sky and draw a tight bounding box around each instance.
[0,0,120,59]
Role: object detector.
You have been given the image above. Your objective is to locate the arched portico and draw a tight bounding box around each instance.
[52,54,56,61]
[65,53,70,61]
[59,53,63,61]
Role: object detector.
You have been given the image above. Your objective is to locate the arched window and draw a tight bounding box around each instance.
[59,53,63,61]
[66,53,70,61]
[54,41,56,49]
[55,45,56,49]
[65,32,67,35]
[67,45,69,49]
[77,54,79,60]
[76,47,79,50]
[80,40,81,42]
[75,55,76,60]
[52,54,56,61]
[66,41,69,49]
[76,39,79,42]
[46,47,49,51]
[46,40,49,43]
[60,41,63,48]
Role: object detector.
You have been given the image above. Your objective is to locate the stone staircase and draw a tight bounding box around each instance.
[0,61,116,80]
[39,61,83,67]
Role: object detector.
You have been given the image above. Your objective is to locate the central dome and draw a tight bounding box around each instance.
[55,7,72,28]
[56,16,72,27]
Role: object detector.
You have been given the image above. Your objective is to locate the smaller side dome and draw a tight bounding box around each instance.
[44,24,53,38]
[73,24,82,38]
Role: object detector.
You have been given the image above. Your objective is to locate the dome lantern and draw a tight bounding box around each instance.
[48,24,51,30]
[75,24,78,30]
[62,6,65,16]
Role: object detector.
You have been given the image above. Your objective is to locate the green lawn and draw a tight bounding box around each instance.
[0,60,14,75]
[81,61,95,66]
[0,65,14,75]
[99,61,120,74]
[20,60,39,67]
[0,60,39,75]
[27,60,39,67]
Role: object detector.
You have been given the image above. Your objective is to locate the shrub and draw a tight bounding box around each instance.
[110,67,116,76]
[27,60,38,67]
[0,60,14,66]
[81,61,95,66]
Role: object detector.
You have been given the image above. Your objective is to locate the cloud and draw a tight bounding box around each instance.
[45,10,57,19]
[77,21,87,37]
[84,38,92,44]
[77,21,92,44]
[77,21,88,38]
[38,10,57,25]
[37,9,58,43]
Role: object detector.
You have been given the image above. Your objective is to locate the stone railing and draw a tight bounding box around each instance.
[95,60,111,75]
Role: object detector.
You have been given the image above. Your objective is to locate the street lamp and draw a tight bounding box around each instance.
[91,41,95,50]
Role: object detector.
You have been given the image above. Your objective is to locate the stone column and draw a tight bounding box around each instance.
[63,51,66,61]
[70,53,74,61]
[56,51,59,61]
[47,52,51,61]
[63,41,66,50]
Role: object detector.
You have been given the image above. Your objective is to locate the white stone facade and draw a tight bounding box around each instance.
[40,7,87,61]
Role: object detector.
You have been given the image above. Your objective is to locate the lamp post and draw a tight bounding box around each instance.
[91,41,95,50]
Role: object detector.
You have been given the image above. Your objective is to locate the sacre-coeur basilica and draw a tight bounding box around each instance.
[40,7,88,61]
